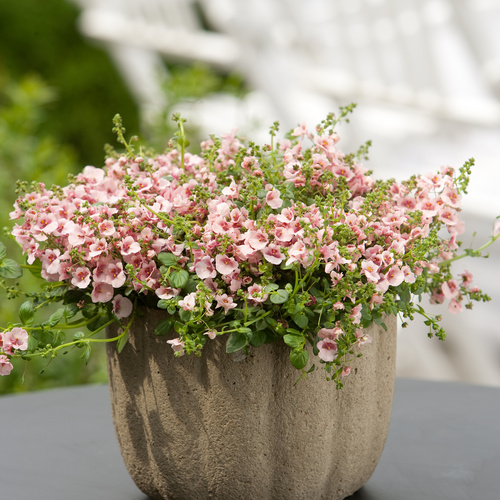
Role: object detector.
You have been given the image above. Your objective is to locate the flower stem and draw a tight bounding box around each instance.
[439,232,500,267]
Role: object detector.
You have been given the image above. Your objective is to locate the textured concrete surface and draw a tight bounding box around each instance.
[107,311,397,500]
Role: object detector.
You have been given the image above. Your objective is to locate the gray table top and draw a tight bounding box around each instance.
[1,378,499,500]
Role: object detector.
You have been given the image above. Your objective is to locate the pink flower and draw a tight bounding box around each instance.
[91,282,114,303]
[361,260,380,283]
[204,330,217,340]
[195,256,217,280]
[214,294,237,314]
[112,294,133,318]
[34,213,58,235]
[441,187,461,208]
[178,292,197,311]
[120,236,141,256]
[246,230,269,251]
[317,338,338,362]
[318,327,342,340]
[448,299,463,314]
[292,122,309,138]
[286,240,307,266]
[438,208,459,226]
[385,265,405,287]
[0,355,14,376]
[155,286,179,300]
[103,261,127,288]
[402,265,416,284]
[382,211,406,227]
[442,280,459,300]
[215,255,239,276]
[89,238,108,258]
[262,244,285,265]
[2,328,29,352]
[356,331,372,347]
[493,220,500,237]
[98,220,115,236]
[71,266,91,289]
[460,270,474,290]
[265,188,283,209]
[66,223,90,246]
[41,249,62,275]
[350,304,362,324]
[274,226,294,242]
[167,338,185,355]
[247,284,268,303]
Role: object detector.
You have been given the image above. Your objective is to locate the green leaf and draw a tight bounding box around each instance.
[283,333,303,348]
[178,308,192,322]
[27,334,38,351]
[73,331,85,343]
[157,252,179,267]
[226,331,248,353]
[270,289,289,304]
[291,312,308,329]
[184,276,198,293]
[290,349,309,370]
[0,258,22,279]
[81,344,92,364]
[154,317,175,336]
[373,313,387,331]
[27,265,42,279]
[52,330,65,347]
[169,269,189,289]
[157,299,169,309]
[248,329,266,347]
[48,308,65,327]
[63,289,86,304]
[0,241,6,260]
[82,303,98,319]
[32,329,61,349]
[263,283,279,293]
[117,330,129,353]
[255,318,267,330]
[265,316,278,328]
[174,321,187,334]
[237,327,252,335]
[64,303,80,319]
[263,329,281,343]
[19,301,35,325]
[397,284,411,305]
[87,314,110,332]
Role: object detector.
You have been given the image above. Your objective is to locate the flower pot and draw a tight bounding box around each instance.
[106,310,397,500]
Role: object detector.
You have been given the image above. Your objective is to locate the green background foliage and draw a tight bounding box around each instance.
[0,0,140,167]
[0,1,246,394]
[0,0,139,393]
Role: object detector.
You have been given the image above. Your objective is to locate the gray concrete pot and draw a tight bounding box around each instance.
[106,310,397,500]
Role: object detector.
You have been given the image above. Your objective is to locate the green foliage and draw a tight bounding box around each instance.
[2,97,498,393]
[0,0,139,166]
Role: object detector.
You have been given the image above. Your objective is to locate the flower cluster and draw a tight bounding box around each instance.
[0,110,496,387]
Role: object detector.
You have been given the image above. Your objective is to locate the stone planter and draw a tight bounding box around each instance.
[106,310,397,500]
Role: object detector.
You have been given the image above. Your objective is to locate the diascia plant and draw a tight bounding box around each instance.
[0,107,498,388]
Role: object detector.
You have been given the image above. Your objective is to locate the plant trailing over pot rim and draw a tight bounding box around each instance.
[0,105,498,389]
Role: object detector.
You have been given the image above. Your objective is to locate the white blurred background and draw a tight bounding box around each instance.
[69,0,500,386]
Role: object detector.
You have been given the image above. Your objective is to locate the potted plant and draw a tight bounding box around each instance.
[1,106,498,499]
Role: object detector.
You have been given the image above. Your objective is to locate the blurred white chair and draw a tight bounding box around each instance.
[201,0,500,130]
[69,0,247,129]
[69,0,500,134]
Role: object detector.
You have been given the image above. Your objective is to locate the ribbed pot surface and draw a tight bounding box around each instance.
[106,311,397,500]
